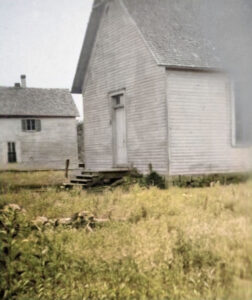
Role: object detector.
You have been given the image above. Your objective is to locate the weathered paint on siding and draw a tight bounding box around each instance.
[166,70,251,175]
[83,0,167,174]
[0,118,78,170]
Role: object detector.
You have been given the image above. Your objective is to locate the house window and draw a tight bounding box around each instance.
[22,119,41,132]
[232,82,251,146]
[8,142,17,163]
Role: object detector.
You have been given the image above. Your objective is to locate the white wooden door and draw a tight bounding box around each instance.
[112,95,127,167]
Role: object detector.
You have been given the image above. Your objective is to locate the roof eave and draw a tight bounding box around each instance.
[0,115,78,118]
[71,0,107,94]
[71,86,82,94]
[162,64,225,73]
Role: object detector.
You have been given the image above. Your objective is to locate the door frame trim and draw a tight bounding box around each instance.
[109,89,128,168]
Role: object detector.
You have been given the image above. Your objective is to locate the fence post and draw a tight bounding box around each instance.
[65,159,70,178]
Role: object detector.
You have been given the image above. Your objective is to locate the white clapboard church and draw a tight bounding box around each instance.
[0,75,79,170]
[72,0,251,177]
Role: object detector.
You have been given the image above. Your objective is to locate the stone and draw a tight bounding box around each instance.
[33,216,48,226]
[3,203,27,214]
[4,203,22,211]
[78,211,90,218]
[57,218,72,225]
[48,219,57,226]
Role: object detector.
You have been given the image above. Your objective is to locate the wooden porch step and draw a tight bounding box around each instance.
[65,168,131,189]
[75,175,94,180]
[79,173,99,178]
[63,183,88,189]
[70,179,92,184]
[81,169,129,173]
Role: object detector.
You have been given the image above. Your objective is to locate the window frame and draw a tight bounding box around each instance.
[7,142,17,163]
[22,119,41,132]
[111,93,125,109]
[230,81,251,148]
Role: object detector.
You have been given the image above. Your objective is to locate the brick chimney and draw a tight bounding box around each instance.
[20,74,26,88]
[14,83,21,88]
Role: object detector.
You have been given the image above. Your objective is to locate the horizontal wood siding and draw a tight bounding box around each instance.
[0,118,78,170]
[83,0,167,174]
[167,70,251,175]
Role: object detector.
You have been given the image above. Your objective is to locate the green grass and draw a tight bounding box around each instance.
[0,171,65,191]
[0,172,252,299]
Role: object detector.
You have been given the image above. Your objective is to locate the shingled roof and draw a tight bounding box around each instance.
[0,87,79,117]
[123,0,221,67]
[72,0,252,94]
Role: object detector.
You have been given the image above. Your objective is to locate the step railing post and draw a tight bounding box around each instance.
[65,159,70,178]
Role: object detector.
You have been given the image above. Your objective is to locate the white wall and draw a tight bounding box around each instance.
[0,117,78,170]
[166,69,251,175]
[81,0,251,176]
[83,0,168,174]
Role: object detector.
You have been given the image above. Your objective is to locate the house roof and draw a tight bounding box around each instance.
[122,0,220,68]
[0,87,79,117]
[72,0,107,94]
[72,0,251,94]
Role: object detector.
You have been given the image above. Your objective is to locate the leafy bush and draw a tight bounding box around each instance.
[136,170,166,189]
[0,207,74,299]
[144,171,166,189]
[127,166,166,189]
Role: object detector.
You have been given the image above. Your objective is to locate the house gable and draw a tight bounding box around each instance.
[82,0,168,173]
[72,0,224,94]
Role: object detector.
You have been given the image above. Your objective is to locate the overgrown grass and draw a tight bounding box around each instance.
[0,172,252,299]
[0,171,65,191]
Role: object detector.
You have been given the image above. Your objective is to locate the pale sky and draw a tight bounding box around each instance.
[0,0,93,119]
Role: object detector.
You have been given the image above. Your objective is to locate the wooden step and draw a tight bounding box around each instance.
[98,172,129,179]
[70,179,92,184]
[79,174,99,178]
[75,175,93,180]
[81,171,99,176]
[65,168,131,189]
[63,183,88,189]
[98,169,129,173]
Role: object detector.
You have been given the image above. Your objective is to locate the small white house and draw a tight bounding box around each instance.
[0,75,79,170]
[72,0,251,176]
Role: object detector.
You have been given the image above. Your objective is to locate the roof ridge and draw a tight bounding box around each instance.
[0,86,70,91]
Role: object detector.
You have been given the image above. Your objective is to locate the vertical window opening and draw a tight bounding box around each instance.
[233,82,251,146]
[8,142,17,163]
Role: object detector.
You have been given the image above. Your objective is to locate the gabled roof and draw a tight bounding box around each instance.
[0,87,79,117]
[72,0,252,94]
[122,0,220,68]
[72,0,107,94]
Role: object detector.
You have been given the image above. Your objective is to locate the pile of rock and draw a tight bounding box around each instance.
[3,204,109,232]
[33,211,109,231]
[3,203,26,213]
[33,211,97,231]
